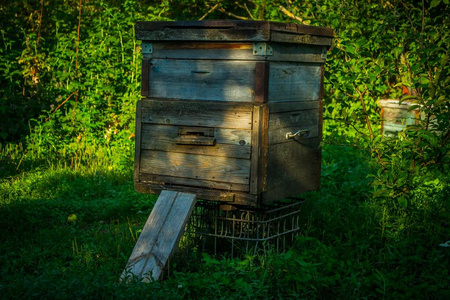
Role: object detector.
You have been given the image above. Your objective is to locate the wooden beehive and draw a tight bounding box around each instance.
[134,20,333,207]
[378,99,421,137]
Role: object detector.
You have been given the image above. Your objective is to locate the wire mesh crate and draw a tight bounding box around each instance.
[183,198,306,257]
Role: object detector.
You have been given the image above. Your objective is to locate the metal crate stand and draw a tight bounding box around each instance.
[183,198,306,257]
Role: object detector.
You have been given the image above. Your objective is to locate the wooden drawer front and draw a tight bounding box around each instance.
[148,59,257,102]
[137,100,253,191]
[268,63,322,102]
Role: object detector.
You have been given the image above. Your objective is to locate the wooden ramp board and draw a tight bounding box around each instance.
[120,190,196,282]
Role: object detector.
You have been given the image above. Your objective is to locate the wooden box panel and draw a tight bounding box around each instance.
[261,102,321,203]
[135,100,256,204]
[142,46,324,103]
[268,62,322,102]
[135,100,322,206]
[148,59,257,102]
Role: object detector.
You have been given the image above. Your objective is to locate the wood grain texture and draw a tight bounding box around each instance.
[140,174,250,192]
[141,124,251,159]
[254,62,269,103]
[150,43,326,63]
[268,63,322,102]
[268,100,320,113]
[250,105,262,194]
[140,100,253,129]
[140,150,251,185]
[270,32,333,46]
[135,182,258,206]
[250,104,269,195]
[141,58,150,97]
[135,20,333,43]
[121,190,196,282]
[148,59,256,102]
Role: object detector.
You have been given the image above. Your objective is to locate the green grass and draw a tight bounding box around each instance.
[0,145,449,299]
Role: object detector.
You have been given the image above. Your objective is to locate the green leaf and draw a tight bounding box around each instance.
[398,197,408,208]
[430,0,441,9]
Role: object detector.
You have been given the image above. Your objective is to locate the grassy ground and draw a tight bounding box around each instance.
[0,145,448,299]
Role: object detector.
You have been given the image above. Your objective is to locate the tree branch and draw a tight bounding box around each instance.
[279,5,305,24]
[216,6,250,20]
[199,3,219,21]
[45,91,79,122]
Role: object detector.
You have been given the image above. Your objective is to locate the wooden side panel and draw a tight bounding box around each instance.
[121,191,196,282]
[140,150,250,185]
[148,59,257,102]
[262,102,321,204]
[263,138,320,203]
[268,63,322,102]
[141,124,251,159]
[140,100,253,129]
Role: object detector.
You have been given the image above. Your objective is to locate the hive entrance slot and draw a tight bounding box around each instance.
[175,126,216,146]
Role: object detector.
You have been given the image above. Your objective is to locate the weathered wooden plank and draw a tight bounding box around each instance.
[150,43,325,63]
[140,100,253,129]
[260,105,269,192]
[268,63,322,102]
[140,174,250,192]
[269,22,334,37]
[135,182,258,206]
[267,43,326,63]
[250,104,269,195]
[137,28,269,42]
[250,106,261,194]
[271,32,333,47]
[268,100,320,113]
[254,62,269,103]
[268,109,320,130]
[134,101,142,183]
[148,59,256,102]
[140,150,251,185]
[135,20,333,43]
[141,58,150,97]
[141,124,251,159]
[121,190,196,282]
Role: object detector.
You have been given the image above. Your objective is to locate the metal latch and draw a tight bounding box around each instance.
[142,42,153,54]
[286,129,310,140]
[253,43,273,56]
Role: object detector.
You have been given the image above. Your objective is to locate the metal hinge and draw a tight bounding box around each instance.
[142,42,153,54]
[321,47,327,60]
[253,43,273,56]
